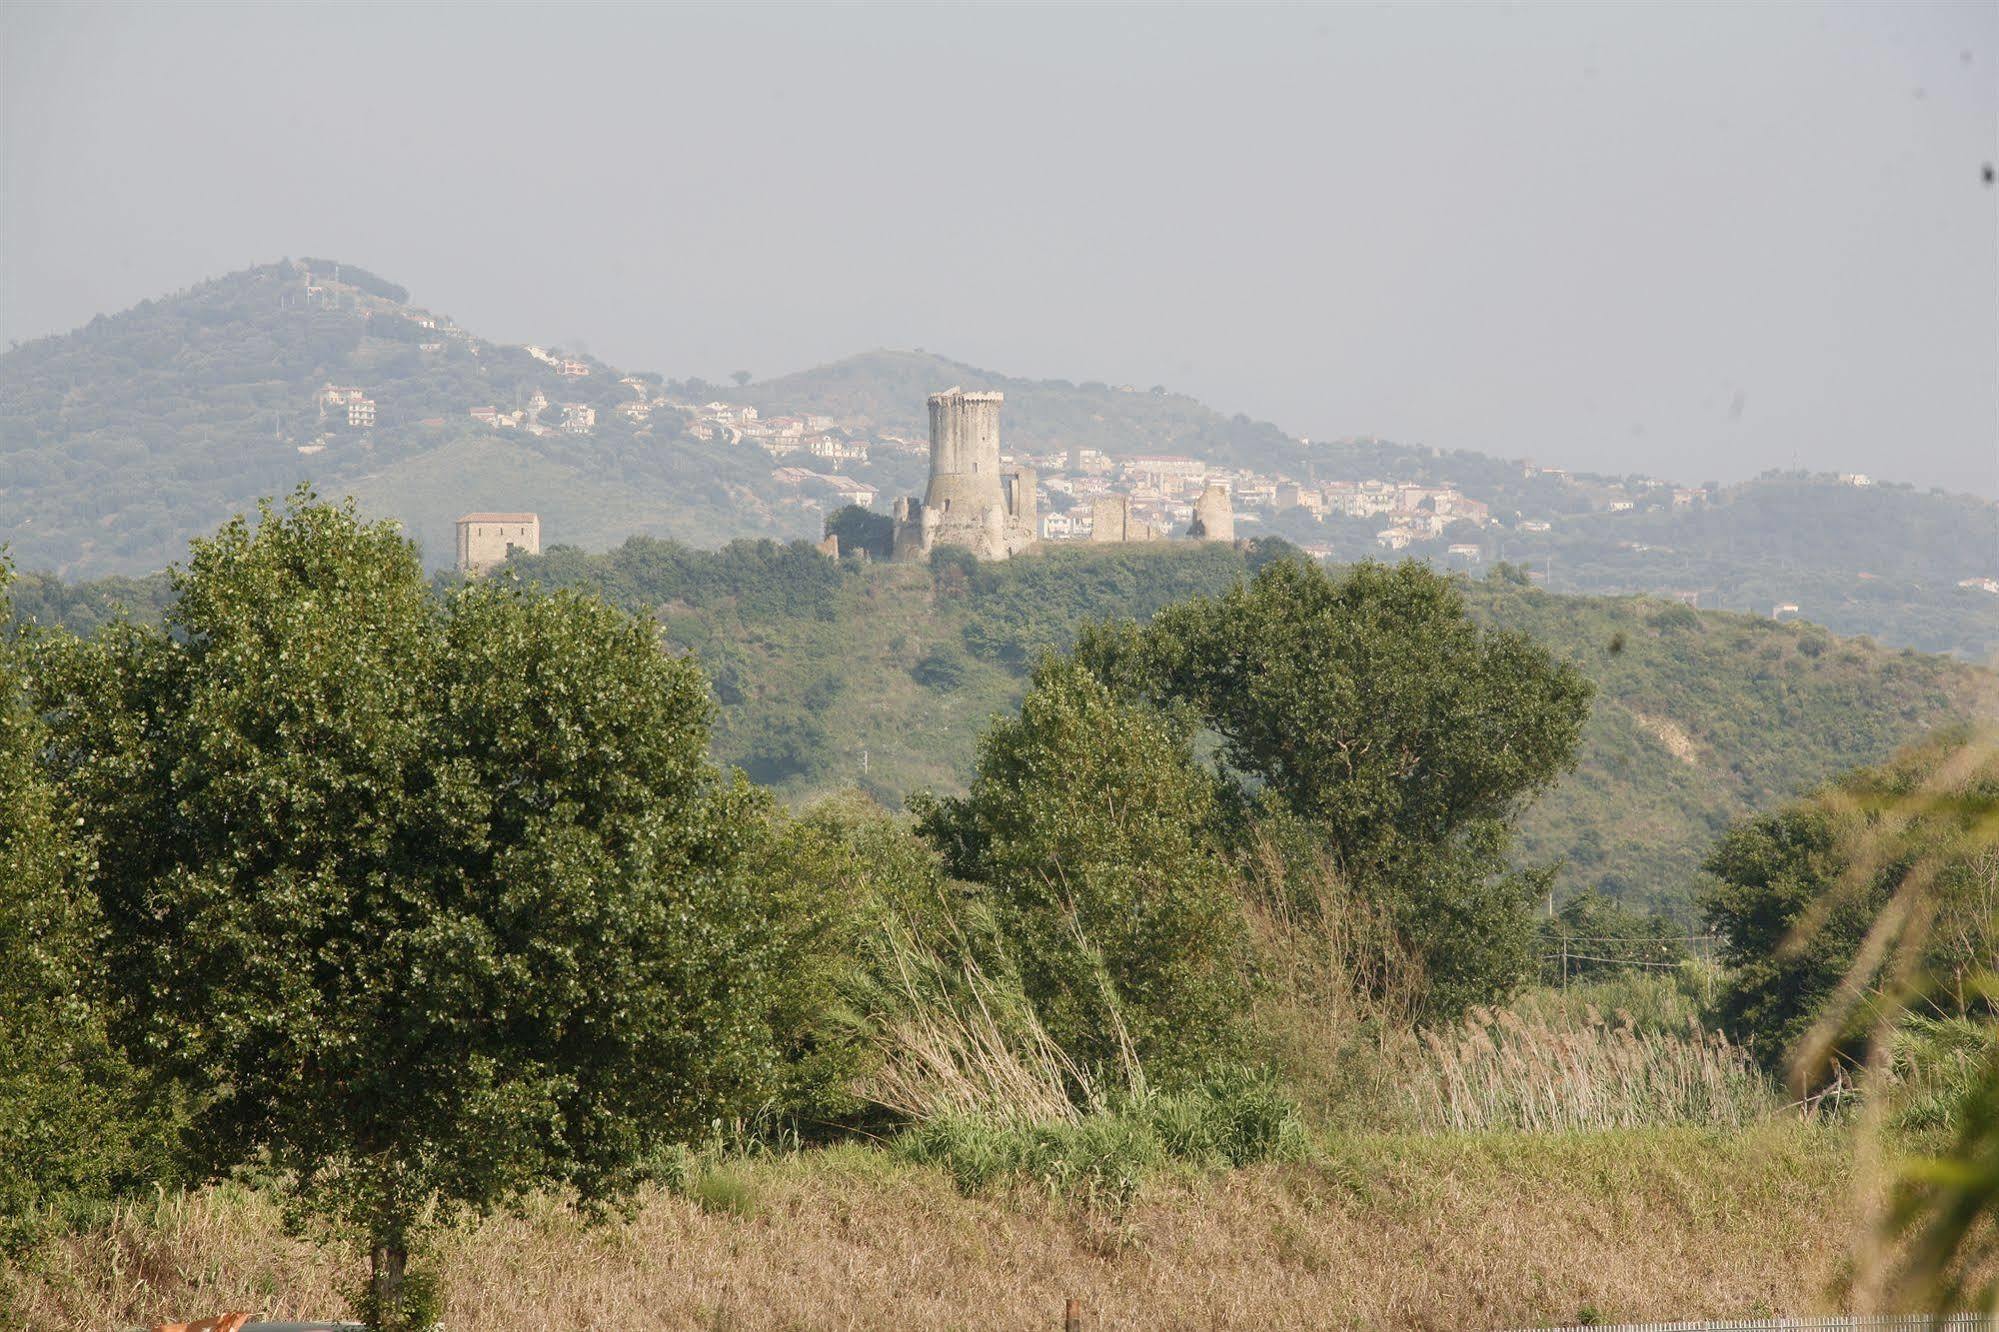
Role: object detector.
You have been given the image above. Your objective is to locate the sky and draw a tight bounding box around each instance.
[3,2,1995,496]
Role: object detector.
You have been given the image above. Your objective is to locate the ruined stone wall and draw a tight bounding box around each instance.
[1190,484,1235,541]
[1002,465,1037,552]
[1090,494,1130,543]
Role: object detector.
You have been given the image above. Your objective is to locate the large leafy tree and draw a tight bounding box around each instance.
[0,568,172,1253]
[1077,557,1593,1013]
[915,657,1248,1082]
[29,493,783,1327]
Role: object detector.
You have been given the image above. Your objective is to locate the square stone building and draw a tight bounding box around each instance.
[455,512,540,575]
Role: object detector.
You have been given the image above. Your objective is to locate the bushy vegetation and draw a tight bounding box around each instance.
[915,657,1252,1080]
[0,568,177,1253]
[17,538,1987,921]
[13,492,1999,1326]
[1702,729,1999,1078]
[1075,557,1594,1013]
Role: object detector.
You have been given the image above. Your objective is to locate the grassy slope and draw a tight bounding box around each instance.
[13,1125,1865,1331]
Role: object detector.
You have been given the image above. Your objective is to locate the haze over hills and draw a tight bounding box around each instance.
[3,259,1995,656]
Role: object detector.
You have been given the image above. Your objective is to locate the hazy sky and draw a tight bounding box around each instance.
[4,2,1995,495]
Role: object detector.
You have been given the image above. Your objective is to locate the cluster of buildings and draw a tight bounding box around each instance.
[317,383,376,429]
[684,400,898,466]
[465,391,596,437]
[1023,456,1493,550]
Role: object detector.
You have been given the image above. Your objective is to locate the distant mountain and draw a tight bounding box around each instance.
[5,262,1994,658]
[0,260,808,577]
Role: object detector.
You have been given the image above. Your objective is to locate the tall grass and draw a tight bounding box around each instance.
[853,917,1134,1126]
[1403,1005,1776,1133]
[1236,836,1424,1126]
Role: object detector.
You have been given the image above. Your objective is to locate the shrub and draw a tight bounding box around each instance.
[893,1077,1304,1207]
[914,656,1250,1084]
[1076,557,1593,1017]
[1701,728,1999,1078]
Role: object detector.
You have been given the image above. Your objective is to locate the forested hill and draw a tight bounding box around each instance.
[0,260,801,578]
[523,540,1992,917]
[6,260,1994,656]
[15,536,1999,908]
[27,538,1976,919]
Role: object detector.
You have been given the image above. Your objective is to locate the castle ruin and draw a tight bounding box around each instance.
[1089,494,1163,544]
[892,389,1036,561]
[1189,483,1235,541]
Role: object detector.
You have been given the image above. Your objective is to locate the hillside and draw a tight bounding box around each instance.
[0,261,811,577]
[741,353,1999,659]
[20,538,1982,916]
[6,261,1994,656]
[491,540,1995,917]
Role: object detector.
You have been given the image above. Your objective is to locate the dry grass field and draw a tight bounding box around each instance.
[12,1123,1868,1332]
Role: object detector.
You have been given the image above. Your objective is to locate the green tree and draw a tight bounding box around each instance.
[0,568,173,1253]
[915,657,1248,1083]
[1077,557,1593,1013]
[824,504,894,561]
[29,493,784,1327]
[1701,729,1999,1076]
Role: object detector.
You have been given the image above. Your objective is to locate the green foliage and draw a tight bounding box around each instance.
[24,542,1987,927]
[510,535,849,622]
[910,640,971,690]
[738,793,935,1129]
[1539,890,1692,986]
[0,569,176,1252]
[1701,730,1999,1074]
[25,491,793,1319]
[824,504,894,561]
[892,1076,1305,1206]
[2,569,174,638]
[1078,557,1594,1014]
[915,657,1251,1082]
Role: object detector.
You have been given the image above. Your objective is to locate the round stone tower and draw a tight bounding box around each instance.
[922,388,1009,557]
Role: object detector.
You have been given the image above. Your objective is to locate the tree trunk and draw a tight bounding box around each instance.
[370,1241,408,1327]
